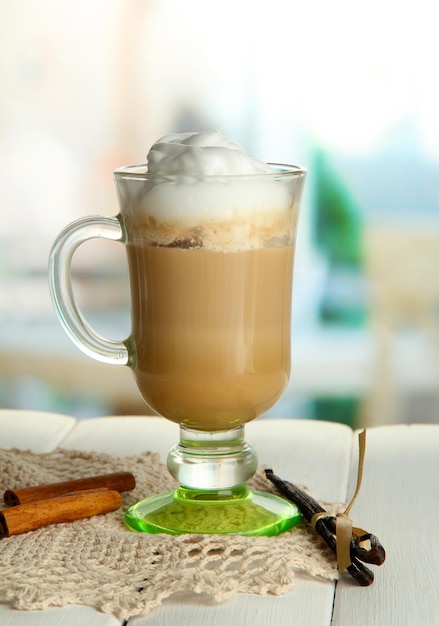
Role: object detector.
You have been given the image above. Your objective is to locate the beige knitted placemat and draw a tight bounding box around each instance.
[0,448,340,620]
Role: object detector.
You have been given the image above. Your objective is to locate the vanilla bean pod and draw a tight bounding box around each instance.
[265,468,375,586]
[264,468,385,565]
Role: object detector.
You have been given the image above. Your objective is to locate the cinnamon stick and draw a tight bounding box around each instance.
[3,471,136,506]
[0,489,122,538]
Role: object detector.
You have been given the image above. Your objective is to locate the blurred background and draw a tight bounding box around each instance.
[1,0,438,427]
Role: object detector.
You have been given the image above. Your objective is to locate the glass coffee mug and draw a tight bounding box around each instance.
[49,163,306,536]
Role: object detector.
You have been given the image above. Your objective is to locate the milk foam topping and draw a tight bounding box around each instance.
[147,130,273,176]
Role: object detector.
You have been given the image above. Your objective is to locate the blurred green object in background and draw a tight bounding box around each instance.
[313,149,363,270]
[312,149,367,327]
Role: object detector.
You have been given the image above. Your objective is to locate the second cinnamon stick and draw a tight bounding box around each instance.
[3,471,136,506]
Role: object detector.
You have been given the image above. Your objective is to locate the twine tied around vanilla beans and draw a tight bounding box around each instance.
[311,429,368,572]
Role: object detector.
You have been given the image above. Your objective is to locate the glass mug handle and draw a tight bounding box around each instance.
[48,215,130,365]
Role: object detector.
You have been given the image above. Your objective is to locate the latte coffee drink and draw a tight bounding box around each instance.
[49,130,306,536]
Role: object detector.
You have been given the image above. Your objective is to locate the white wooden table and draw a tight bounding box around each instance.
[0,410,438,625]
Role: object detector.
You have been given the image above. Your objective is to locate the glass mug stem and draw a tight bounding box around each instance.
[167,425,258,490]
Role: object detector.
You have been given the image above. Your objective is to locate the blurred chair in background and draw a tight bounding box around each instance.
[363,224,439,426]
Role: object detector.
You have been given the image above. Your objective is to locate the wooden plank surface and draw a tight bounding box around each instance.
[0,605,120,626]
[332,424,439,626]
[0,409,76,452]
[60,415,178,459]
[129,577,335,626]
[6,414,435,625]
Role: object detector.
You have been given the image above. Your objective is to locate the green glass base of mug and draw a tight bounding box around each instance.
[124,485,301,536]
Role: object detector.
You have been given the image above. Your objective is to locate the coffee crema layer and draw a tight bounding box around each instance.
[124,213,296,252]
[119,181,296,251]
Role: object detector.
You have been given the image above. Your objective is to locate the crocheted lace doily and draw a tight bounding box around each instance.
[0,448,340,620]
